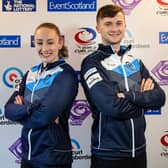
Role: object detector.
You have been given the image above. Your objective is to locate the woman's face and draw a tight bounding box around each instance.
[34,27,63,65]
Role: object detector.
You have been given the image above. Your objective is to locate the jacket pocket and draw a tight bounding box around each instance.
[100,115,132,150]
[48,123,72,150]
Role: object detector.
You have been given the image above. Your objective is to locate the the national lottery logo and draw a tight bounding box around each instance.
[70,100,91,126]
[74,27,97,55]
[111,0,142,15]
[151,60,168,85]
[160,131,168,158]
[3,0,12,11]
[3,67,23,88]
[156,0,168,15]
[9,137,22,163]
[2,0,36,12]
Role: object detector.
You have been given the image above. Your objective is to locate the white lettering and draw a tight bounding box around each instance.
[13,4,35,11]
[49,1,96,10]
[0,37,20,46]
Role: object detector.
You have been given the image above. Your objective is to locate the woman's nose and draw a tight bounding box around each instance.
[42,44,49,51]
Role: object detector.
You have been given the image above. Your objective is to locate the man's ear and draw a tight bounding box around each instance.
[96,25,100,33]
[122,23,126,38]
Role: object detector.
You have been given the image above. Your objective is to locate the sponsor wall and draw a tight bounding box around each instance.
[0,0,167,168]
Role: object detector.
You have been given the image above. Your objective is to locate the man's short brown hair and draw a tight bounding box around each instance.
[96,4,125,24]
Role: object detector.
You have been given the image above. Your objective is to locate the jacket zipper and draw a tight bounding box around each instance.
[28,129,32,160]
[120,56,135,158]
[98,112,102,149]
[27,70,41,160]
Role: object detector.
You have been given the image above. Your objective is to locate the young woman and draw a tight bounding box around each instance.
[5,22,78,168]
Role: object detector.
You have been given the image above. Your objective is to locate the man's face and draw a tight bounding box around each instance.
[96,12,126,46]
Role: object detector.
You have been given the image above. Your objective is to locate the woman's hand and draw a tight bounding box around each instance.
[14,95,24,105]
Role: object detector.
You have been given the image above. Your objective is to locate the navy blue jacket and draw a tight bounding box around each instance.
[5,59,78,167]
[80,44,165,160]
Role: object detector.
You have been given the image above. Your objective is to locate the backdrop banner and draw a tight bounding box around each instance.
[0,0,167,168]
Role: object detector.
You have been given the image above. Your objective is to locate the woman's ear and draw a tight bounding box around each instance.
[58,36,64,50]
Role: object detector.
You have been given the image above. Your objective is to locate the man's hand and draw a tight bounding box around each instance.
[141,78,154,92]
[117,78,154,99]
[14,95,24,105]
[117,93,125,98]
[55,117,59,124]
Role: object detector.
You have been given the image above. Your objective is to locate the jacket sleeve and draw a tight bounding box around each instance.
[18,67,78,129]
[4,72,29,121]
[124,61,166,109]
[80,58,142,120]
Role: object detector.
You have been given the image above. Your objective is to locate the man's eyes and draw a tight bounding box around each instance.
[104,22,123,26]
[116,22,123,26]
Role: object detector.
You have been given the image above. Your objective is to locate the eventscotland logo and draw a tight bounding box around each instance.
[0,35,21,48]
[47,0,96,12]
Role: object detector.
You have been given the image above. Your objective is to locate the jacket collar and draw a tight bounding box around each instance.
[98,44,115,55]
[42,58,65,71]
[98,43,131,57]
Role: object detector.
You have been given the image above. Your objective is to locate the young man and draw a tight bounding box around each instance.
[80,4,165,168]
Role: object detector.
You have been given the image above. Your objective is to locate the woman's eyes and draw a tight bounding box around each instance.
[36,41,54,45]
[48,42,54,45]
[36,42,43,45]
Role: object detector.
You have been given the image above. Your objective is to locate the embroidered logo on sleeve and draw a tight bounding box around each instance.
[86,72,102,88]
[84,67,97,80]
